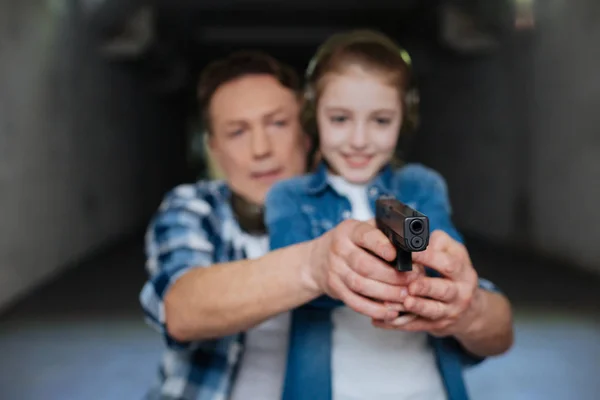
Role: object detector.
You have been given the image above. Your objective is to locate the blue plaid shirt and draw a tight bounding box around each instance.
[140,180,251,400]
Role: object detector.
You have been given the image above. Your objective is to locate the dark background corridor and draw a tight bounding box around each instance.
[1,0,599,399]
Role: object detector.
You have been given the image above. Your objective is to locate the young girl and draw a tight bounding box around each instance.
[265,30,480,400]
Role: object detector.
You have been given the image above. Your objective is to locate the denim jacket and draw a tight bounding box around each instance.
[265,161,498,400]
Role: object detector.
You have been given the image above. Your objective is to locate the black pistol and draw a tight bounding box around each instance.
[375,196,430,272]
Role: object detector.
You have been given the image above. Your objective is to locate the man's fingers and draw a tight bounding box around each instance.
[373,317,450,333]
[347,249,422,286]
[386,318,439,333]
[412,249,462,280]
[382,301,406,312]
[403,295,450,320]
[348,221,395,262]
[339,262,409,304]
[428,230,470,261]
[427,230,454,251]
[372,313,417,328]
[332,275,400,320]
[408,277,458,303]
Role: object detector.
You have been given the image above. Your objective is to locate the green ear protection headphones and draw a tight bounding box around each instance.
[302,30,421,166]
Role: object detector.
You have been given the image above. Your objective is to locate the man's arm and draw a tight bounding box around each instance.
[163,241,320,342]
[140,183,322,344]
[453,286,514,357]
[168,179,405,342]
[163,224,411,343]
[142,182,420,345]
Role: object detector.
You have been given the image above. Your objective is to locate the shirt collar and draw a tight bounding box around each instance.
[305,161,395,196]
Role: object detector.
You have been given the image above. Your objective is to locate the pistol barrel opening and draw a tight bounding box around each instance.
[409,219,424,235]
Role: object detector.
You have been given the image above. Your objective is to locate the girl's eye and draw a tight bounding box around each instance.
[375,117,392,126]
[330,115,348,124]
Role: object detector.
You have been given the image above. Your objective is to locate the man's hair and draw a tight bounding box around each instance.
[197,51,301,134]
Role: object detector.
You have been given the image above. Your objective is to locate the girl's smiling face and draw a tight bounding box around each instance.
[317,65,403,184]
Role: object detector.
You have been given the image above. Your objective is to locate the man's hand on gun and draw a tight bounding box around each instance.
[306,196,482,338]
[372,230,481,338]
[306,219,423,321]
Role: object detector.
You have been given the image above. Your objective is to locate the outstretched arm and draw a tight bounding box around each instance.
[142,181,432,345]
[140,185,321,344]
[161,242,322,342]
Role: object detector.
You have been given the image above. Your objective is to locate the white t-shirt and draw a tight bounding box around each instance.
[229,232,291,400]
[328,174,447,400]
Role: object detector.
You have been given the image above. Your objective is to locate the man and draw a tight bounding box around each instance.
[140,51,513,400]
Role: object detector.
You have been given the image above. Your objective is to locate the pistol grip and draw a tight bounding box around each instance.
[396,249,413,272]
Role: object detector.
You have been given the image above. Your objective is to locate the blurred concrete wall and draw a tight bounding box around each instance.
[529,1,600,273]
[414,0,600,274]
[0,0,184,309]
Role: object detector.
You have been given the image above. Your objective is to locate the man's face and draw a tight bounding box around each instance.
[208,74,308,205]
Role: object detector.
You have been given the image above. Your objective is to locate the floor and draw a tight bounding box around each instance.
[1,235,599,400]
